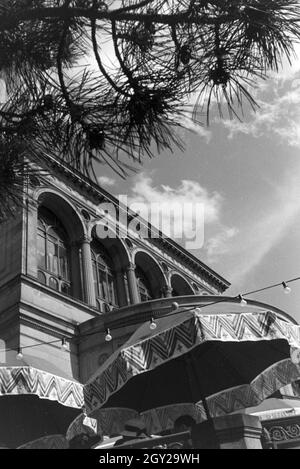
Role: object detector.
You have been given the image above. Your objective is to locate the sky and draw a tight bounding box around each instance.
[3,6,298,323]
[95,40,300,323]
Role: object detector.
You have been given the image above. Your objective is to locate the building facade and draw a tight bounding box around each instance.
[2,157,300,449]
[0,157,229,391]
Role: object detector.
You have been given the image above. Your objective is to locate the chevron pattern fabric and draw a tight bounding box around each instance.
[66,408,139,440]
[0,366,84,409]
[196,358,300,418]
[84,311,300,415]
[18,434,69,449]
[141,403,206,435]
[66,413,99,441]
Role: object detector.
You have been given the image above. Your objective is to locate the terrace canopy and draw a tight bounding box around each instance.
[84,309,300,423]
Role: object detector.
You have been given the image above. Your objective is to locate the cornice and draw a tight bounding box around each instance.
[35,155,230,292]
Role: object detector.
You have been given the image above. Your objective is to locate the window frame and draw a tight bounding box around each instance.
[91,244,118,310]
[136,267,153,303]
[37,207,71,295]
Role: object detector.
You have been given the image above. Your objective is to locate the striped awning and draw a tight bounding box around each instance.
[84,310,300,418]
[0,351,84,409]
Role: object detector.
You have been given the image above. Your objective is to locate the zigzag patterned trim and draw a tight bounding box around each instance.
[200,359,300,418]
[66,414,99,440]
[84,311,300,415]
[141,403,206,434]
[0,366,84,409]
[139,361,300,433]
[17,435,69,449]
[66,408,139,441]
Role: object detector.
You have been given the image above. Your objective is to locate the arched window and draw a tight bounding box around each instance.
[37,207,71,295]
[136,267,153,302]
[91,241,118,309]
[171,274,194,297]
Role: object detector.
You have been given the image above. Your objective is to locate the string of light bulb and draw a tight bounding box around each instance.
[104,276,298,341]
[0,276,298,356]
[2,337,69,361]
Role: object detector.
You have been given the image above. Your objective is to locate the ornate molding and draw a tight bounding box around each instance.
[268,423,300,442]
[33,157,230,293]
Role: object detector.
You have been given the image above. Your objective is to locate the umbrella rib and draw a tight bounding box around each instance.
[184,353,212,422]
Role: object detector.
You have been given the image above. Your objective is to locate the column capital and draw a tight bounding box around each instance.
[126,263,140,304]
[126,262,136,272]
[162,285,173,298]
[80,235,93,244]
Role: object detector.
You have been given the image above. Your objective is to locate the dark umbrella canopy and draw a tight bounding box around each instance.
[84,310,300,419]
[103,339,290,412]
[0,395,80,448]
[0,350,83,447]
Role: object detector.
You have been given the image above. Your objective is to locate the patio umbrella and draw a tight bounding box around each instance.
[66,408,139,441]
[141,403,205,435]
[84,309,300,421]
[0,350,83,447]
[233,397,300,420]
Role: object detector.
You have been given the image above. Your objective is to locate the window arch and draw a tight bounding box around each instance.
[37,206,71,295]
[136,266,153,302]
[91,241,118,310]
[171,274,194,297]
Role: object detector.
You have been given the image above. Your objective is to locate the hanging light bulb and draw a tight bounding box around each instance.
[105,329,112,342]
[16,347,23,360]
[61,337,68,350]
[150,318,157,330]
[238,295,247,307]
[282,282,292,295]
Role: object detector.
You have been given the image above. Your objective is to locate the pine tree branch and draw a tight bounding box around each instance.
[0,5,228,33]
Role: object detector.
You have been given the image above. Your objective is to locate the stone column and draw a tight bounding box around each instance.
[192,414,263,450]
[126,263,140,304]
[115,269,128,307]
[163,285,173,298]
[24,199,38,278]
[80,236,97,307]
[70,242,83,301]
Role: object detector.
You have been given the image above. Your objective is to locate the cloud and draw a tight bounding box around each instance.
[207,161,300,286]
[129,172,221,218]
[205,227,239,263]
[223,68,300,147]
[124,164,300,289]
[97,175,116,187]
[177,113,212,143]
[127,173,235,251]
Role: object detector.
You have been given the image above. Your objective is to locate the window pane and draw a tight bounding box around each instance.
[92,262,99,297]
[38,219,45,231]
[99,269,108,300]
[49,277,59,291]
[136,268,152,302]
[47,240,59,275]
[91,243,118,306]
[108,273,116,304]
[48,228,58,238]
[37,271,46,285]
[37,234,46,270]
[59,245,69,280]
[38,206,73,297]
[61,283,70,295]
